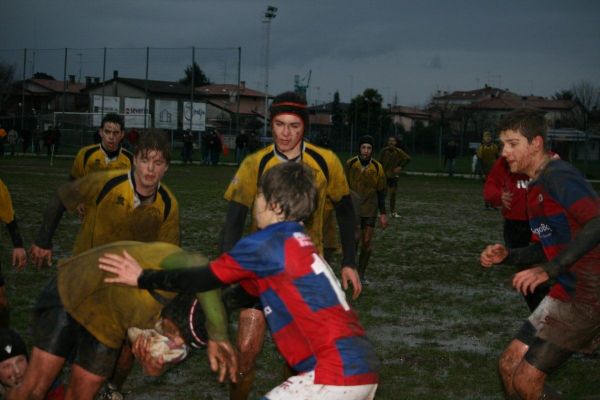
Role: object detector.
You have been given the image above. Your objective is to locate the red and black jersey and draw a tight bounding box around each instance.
[528,159,600,305]
[483,156,530,221]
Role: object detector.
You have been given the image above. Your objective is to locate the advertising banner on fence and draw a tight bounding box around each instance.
[182,101,206,131]
[124,98,151,129]
[154,99,178,129]
[92,95,119,126]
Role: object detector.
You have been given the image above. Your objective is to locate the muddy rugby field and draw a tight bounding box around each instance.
[1,156,598,399]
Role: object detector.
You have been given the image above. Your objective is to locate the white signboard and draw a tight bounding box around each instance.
[92,95,119,126]
[182,101,206,131]
[154,99,178,129]
[124,97,151,129]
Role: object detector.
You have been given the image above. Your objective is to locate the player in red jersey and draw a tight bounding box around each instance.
[100,162,379,400]
[480,108,600,399]
[483,156,550,310]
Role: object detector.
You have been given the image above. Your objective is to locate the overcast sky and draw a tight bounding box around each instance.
[1,0,599,107]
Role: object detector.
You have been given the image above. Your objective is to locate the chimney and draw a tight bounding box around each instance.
[85,76,92,87]
[240,81,246,90]
[69,74,76,84]
[113,70,119,80]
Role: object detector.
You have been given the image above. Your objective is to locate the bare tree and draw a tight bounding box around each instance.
[571,80,600,130]
[0,61,16,112]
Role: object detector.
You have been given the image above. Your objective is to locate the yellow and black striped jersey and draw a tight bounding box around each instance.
[379,146,410,178]
[345,157,386,218]
[224,142,349,253]
[70,144,133,180]
[59,169,180,255]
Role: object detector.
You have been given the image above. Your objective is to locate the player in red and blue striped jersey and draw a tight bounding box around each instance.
[100,162,379,400]
[480,108,600,400]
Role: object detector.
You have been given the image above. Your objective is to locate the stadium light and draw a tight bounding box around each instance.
[262,5,277,138]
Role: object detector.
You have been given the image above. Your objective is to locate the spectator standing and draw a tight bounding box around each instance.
[477,131,500,209]
[444,139,458,177]
[235,131,249,164]
[0,126,6,157]
[181,130,194,164]
[7,129,19,157]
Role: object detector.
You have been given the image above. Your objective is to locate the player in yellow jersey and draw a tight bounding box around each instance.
[220,91,361,400]
[379,135,410,218]
[30,129,179,266]
[28,128,180,398]
[70,113,133,219]
[0,179,27,328]
[71,113,132,180]
[8,241,236,400]
[346,135,388,283]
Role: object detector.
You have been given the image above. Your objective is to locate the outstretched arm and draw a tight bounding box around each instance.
[30,192,66,267]
[6,219,26,269]
[334,194,362,299]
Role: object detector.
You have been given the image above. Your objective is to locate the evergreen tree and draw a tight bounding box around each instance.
[179,62,211,86]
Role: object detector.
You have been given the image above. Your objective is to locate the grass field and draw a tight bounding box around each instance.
[1,155,599,399]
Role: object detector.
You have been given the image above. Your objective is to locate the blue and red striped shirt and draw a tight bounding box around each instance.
[210,221,379,385]
[527,160,600,305]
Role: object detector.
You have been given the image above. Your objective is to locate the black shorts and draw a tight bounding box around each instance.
[516,320,573,374]
[0,262,4,287]
[33,279,120,377]
[360,217,377,229]
[386,178,398,188]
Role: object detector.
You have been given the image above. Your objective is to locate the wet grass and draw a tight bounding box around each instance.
[1,156,599,399]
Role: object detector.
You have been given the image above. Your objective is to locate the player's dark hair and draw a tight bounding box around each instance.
[161,293,207,349]
[259,162,317,222]
[101,113,125,131]
[498,108,547,143]
[134,128,171,164]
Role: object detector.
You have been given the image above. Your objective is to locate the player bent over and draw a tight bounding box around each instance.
[480,109,600,399]
[100,163,380,400]
[9,241,236,400]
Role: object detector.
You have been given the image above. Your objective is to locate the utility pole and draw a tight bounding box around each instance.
[262,5,277,138]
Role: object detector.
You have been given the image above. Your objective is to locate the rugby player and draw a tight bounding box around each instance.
[70,113,132,218]
[29,128,179,266]
[480,108,600,399]
[379,135,410,218]
[8,241,236,400]
[218,91,361,399]
[0,179,27,328]
[345,135,388,283]
[100,163,379,400]
[29,128,179,398]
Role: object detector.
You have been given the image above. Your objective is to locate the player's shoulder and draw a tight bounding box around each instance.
[120,147,134,163]
[346,155,360,165]
[305,142,343,167]
[157,182,178,204]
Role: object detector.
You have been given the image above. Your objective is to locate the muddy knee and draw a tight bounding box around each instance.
[236,308,266,372]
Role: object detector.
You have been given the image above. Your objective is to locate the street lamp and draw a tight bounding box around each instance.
[263,5,277,138]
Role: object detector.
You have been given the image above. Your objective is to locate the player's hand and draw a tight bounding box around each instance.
[480,244,508,268]
[99,250,143,286]
[29,244,52,268]
[379,214,388,230]
[132,335,166,376]
[393,166,402,174]
[12,248,27,270]
[75,203,86,220]
[501,190,513,210]
[341,266,362,300]
[512,266,549,295]
[207,340,238,383]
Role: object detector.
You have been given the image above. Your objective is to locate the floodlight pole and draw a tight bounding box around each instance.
[262,6,277,138]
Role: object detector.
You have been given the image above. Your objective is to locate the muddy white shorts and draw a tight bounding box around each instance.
[261,370,378,400]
